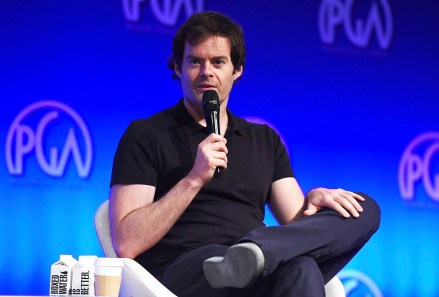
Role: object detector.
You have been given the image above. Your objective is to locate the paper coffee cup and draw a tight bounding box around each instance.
[94,258,124,297]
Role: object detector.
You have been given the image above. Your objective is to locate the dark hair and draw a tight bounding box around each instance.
[168,11,246,79]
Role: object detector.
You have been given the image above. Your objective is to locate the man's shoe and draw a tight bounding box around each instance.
[203,242,265,288]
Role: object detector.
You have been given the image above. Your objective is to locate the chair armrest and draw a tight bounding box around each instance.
[119,258,344,297]
[325,276,345,297]
[120,258,177,297]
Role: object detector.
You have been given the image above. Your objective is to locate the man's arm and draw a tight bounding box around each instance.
[268,177,306,225]
[110,133,228,259]
[110,179,202,259]
[268,177,365,225]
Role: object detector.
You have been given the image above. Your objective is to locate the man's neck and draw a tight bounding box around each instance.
[183,98,228,136]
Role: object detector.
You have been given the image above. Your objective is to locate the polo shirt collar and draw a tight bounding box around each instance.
[172,99,246,137]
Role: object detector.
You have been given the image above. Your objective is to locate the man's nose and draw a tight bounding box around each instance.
[200,63,214,77]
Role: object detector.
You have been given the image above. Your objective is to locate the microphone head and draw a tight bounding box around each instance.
[202,90,220,112]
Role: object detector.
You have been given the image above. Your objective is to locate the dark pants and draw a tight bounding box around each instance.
[157,193,381,297]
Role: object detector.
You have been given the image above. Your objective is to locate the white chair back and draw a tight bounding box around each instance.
[94,199,117,257]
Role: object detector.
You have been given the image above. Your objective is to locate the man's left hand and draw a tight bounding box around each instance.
[304,188,365,218]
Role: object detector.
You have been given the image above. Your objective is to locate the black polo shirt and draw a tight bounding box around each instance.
[110,99,294,275]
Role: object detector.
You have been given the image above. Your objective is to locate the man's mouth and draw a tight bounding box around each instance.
[197,84,216,92]
[198,82,215,87]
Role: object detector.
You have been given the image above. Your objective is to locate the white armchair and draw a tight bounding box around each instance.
[94,200,345,297]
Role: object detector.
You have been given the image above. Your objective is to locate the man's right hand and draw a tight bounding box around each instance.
[187,133,228,185]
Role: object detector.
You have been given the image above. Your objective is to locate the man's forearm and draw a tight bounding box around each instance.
[112,176,203,259]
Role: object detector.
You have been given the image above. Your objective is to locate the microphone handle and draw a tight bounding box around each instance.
[207,110,222,177]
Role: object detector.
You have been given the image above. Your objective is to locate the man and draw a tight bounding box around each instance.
[109,11,380,297]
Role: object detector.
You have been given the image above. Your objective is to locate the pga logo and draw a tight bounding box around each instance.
[399,132,439,202]
[123,0,204,26]
[338,270,383,297]
[319,0,393,50]
[5,100,93,178]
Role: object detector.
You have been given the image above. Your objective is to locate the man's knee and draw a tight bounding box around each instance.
[357,192,381,233]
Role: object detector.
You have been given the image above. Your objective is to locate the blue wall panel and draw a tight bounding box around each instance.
[1,1,438,296]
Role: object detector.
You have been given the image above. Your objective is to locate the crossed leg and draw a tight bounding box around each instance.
[159,193,380,296]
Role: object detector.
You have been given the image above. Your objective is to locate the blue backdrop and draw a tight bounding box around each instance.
[1,1,438,296]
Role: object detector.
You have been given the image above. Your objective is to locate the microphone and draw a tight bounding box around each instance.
[202,90,222,177]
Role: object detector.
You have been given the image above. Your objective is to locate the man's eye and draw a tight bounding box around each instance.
[189,59,200,65]
[214,59,225,65]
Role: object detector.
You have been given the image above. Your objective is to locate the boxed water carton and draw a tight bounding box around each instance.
[49,255,77,295]
[70,255,97,295]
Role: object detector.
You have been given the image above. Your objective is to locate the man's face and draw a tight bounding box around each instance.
[175,35,242,111]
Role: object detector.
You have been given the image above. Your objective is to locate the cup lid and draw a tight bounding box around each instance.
[94,257,124,267]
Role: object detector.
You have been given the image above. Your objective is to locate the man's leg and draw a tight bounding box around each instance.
[204,193,380,287]
[246,193,380,282]
[223,256,325,297]
[270,256,325,297]
[158,244,230,297]
[252,256,325,297]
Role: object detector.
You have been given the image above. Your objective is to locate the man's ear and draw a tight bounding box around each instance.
[174,63,182,78]
[233,65,243,81]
